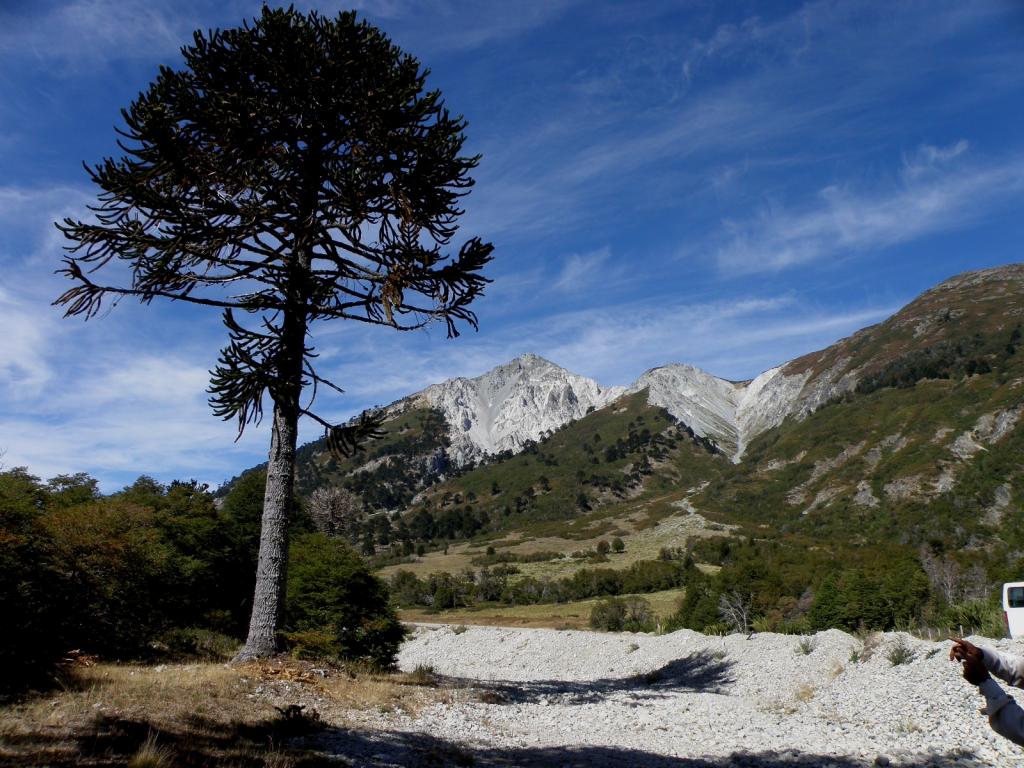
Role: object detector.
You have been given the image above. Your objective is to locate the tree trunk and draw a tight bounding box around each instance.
[233,398,300,660]
[234,297,308,661]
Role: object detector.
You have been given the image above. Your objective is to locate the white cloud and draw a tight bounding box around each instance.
[0,0,193,68]
[901,139,970,180]
[716,148,1024,274]
[552,247,612,294]
[0,351,267,491]
[0,286,54,394]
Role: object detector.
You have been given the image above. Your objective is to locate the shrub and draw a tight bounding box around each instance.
[41,499,174,658]
[589,596,653,632]
[944,598,1005,638]
[701,621,731,636]
[665,569,720,632]
[128,734,174,768]
[612,537,625,553]
[390,569,428,606]
[796,636,816,655]
[807,561,929,632]
[286,533,407,668]
[0,469,67,690]
[886,636,917,666]
[157,627,239,661]
[283,629,339,661]
[404,664,438,686]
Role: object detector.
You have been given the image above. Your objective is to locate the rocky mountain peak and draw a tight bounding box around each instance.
[408,354,626,465]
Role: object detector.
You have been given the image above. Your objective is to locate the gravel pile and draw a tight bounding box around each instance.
[311,625,1024,766]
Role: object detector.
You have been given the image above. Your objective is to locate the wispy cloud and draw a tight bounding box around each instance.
[462,1,1024,245]
[344,0,580,53]
[0,348,266,491]
[552,247,612,294]
[901,139,970,179]
[716,144,1024,274]
[0,0,194,68]
[0,287,54,394]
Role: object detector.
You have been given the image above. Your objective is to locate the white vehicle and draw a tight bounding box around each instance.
[1003,582,1024,639]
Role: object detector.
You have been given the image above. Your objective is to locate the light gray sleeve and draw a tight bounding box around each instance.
[981,647,1024,688]
[979,677,1024,747]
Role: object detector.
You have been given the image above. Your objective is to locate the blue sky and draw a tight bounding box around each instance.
[2,0,1023,492]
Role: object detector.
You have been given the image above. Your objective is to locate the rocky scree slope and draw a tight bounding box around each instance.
[303,624,1020,766]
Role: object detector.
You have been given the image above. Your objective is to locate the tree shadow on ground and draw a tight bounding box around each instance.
[437,652,737,704]
[0,711,325,767]
[0,709,990,768]
[308,726,988,768]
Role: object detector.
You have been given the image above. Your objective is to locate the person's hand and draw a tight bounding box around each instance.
[950,637,981,663]
[951,637,990,685]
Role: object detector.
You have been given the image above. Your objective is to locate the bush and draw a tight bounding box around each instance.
[0,469,66,690]
[286,533,407,668]
[666,569,720,632]
[157,627,239,661]
[886,636,917,666]
[283,629,340,661]
[41,499,174,658]
[589,596,654,632]
[944,598,1005,638]
[807,561,929,632]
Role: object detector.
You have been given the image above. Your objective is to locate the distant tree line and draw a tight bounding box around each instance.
[388,558,690,610]
[665,535,1003,636]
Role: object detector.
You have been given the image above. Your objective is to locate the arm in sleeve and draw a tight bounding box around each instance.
[980,677,1024,747]
[981,647,1024,688]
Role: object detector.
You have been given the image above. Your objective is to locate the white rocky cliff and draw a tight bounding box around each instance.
[630,365,745,456]
[629,363,823,461]
[406,354,626,465]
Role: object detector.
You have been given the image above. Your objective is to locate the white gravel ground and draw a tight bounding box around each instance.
[311,625,1024,767]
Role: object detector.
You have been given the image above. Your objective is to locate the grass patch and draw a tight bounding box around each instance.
[400,665,438,687]
[0,659,452,766]
[795,636,816,655]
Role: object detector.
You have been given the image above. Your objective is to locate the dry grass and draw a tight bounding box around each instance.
[0,659,451,767]
[127,733,174,768]
[398,587,685,630]
[793,683,816,704]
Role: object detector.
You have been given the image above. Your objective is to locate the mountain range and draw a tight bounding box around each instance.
[367,264,1022,460]
[246,264,1024,568]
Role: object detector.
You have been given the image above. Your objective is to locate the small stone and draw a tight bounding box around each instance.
[874,756,891,767]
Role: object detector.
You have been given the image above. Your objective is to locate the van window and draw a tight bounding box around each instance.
[1008,587,1024,608]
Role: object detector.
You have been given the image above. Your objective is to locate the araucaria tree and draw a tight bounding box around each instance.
[55,8,493,660]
